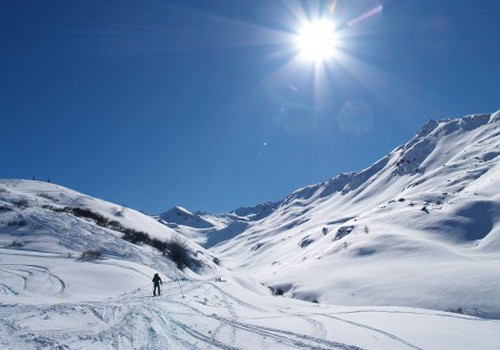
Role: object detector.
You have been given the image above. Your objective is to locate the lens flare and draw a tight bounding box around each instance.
[348,5,383,27]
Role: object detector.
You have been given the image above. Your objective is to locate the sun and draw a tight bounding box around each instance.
[295,19,338,63]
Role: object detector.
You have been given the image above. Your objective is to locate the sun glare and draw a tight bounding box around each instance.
[295,19,338,63]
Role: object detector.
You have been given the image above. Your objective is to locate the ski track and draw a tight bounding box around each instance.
[334,308,484,321]
[0,273,438,350]
[1,254,496,349]
[209,314,365,350]
[208,282,269,314]
[0,264,65,297]
[315,313,426,350]
[206,283,238,346]
[145,284,364,350]
[294,314,328,340]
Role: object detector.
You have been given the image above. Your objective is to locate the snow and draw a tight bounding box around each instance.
[2,244,499,350]
[2,111,500,349]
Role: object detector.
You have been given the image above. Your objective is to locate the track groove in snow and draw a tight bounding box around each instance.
[1,252,500,349]
[315,314,425,350]
[0,264,66,297]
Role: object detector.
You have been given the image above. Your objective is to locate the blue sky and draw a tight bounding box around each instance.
[1,0,499,214]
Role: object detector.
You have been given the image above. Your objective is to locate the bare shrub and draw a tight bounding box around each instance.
[37,193,58,202]
[80,250,103,261]
[9,240,25,248]
[13,199,29,209]
[43,205,202,271]
[150,238,166,252]
[122,229,151,245]
[165,236,191,270]
[72,207,111,227]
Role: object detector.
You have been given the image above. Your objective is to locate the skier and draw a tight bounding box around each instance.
[152,273,162,296]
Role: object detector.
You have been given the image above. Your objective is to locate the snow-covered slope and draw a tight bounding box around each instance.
[0,180,220,276]
[173,112,500,319]
[5,180,499,350]
[2,111,500,349]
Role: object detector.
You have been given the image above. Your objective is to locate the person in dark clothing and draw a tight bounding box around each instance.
[152,273,162,296]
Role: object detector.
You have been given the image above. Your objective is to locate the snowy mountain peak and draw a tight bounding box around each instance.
[159,205,214,229]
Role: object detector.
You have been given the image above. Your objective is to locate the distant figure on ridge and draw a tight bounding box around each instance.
[152,273,162,296]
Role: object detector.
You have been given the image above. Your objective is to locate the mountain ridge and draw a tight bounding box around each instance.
[162,111,499,246]
[162,111,500,318]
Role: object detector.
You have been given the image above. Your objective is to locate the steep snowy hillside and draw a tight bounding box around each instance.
[188,112,500,318]
[4,180,499,349]
[2,112,500,349]
[0,180,220,276]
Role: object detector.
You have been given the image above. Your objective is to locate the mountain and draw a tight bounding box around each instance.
[1,112,500,349]
[158,201,279,247]
[0,180,220,275]
[164,111,500,318]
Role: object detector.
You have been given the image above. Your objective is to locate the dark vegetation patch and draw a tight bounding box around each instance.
[13,199,29,209]
[9,240,26,248]
[79,250,103,261]
[0,204,12,213]
[37,193,58,202]
[43,205,201,271]
[165,236,195,270]
[122,229,151,244]
[71,207,122,229]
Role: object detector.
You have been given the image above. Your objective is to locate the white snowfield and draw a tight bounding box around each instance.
[2,112,500,349]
